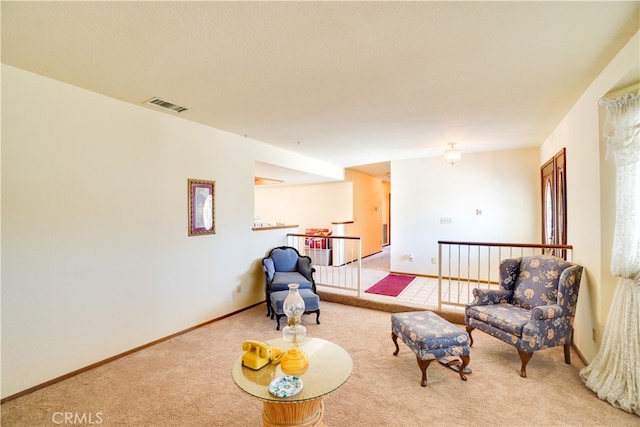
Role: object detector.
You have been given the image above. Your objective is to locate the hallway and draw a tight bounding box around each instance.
[359,246,443,309]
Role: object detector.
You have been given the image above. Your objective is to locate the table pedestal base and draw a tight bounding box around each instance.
[262,398,325,427]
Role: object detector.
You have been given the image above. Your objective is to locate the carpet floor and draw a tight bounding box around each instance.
[2,301,637,426]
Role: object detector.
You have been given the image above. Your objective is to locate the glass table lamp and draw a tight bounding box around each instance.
[280,284,309,372]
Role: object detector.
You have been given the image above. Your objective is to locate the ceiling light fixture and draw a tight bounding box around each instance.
[444,142,461,165]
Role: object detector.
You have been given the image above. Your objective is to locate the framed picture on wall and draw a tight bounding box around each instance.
[188,178,215,236]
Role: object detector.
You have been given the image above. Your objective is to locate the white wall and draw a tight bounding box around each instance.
[255,181,353,230]
[540,31,639,361]
[2,30,637,398]
[0,65,343,398]
[390,148,541,275]
[255,170,383,258]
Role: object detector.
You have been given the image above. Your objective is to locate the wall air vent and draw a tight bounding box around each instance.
[144,97,190,113]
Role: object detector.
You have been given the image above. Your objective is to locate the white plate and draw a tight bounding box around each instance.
[268,375,303,398]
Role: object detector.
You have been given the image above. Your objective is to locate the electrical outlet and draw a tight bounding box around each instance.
[236,284,242,293]
[431,257,437,264]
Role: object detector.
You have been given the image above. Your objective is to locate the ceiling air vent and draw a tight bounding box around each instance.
[145,97,189,113]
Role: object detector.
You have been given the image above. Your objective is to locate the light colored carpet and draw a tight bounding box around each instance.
[362,246,391,272]
[2,301,638,426]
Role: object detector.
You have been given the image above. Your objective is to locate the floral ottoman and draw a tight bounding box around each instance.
[391,311,471,387]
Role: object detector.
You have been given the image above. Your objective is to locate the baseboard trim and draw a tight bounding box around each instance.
[0,301,264,404]
[572,342,589,366]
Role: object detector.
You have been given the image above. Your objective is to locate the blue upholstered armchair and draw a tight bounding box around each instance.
[465,254,583,378]
[262,246,320,329]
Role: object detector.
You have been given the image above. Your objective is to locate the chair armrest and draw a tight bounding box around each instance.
[468,288,513,306]
[522,304,574,348]
[531,304,563,320]
[557,264,583,315]
[263,258,275,281]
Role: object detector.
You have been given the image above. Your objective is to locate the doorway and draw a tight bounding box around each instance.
[541,148,567,257]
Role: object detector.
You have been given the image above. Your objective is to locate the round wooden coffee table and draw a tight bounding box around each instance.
[232,338,352,427]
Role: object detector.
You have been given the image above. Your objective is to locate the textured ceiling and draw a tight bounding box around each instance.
[2,1,638,182]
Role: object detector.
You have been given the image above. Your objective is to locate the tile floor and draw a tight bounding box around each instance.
[392,275,441,306]
[331,246,467,311]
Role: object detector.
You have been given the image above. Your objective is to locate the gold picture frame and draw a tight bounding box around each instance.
[188,178,215,236]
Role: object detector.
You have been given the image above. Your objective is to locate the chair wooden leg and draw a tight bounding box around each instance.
[564,343,571,364]
[466,326,474,346]
[314,309,320,325]
[517,349,533,378]
[275,314,282,331]
[391,332,400,356]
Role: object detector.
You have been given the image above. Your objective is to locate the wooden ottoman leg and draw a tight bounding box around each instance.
[458,355,470,381]
[392,332,400,356]
[416,358,432,387]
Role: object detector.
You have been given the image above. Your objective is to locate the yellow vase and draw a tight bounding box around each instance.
[280,347,309,374]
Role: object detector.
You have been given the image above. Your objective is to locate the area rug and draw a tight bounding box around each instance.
[365,274,415,297]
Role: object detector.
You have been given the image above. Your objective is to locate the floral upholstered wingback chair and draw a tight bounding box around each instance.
[465,254,583,378]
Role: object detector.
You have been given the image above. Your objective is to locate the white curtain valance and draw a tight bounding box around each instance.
[602,93,640,167]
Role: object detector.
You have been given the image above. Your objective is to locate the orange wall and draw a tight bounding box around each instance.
[382,181,391,245]
[345,170,384,257]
